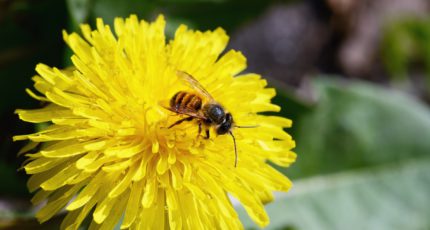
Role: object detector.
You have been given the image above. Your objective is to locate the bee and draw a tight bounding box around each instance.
[163,70,239,167]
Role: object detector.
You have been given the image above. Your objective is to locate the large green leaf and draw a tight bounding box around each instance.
[237,78,430,229]
[283,78,430,179]
[238,157,430,230]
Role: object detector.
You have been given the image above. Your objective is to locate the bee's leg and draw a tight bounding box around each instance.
[204,129,210,139]
[168,116,194,129]
[198,122,202,137]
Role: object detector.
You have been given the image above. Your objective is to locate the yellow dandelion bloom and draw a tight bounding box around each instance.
[14,15,296,229]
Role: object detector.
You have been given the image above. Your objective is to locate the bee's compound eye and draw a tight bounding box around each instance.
[207,104,225,123]
[216,113,233,135]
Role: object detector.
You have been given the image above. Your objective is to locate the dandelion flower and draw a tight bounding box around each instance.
[14,15,296,229]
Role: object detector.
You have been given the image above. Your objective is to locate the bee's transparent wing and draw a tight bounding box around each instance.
[176,70,215,102]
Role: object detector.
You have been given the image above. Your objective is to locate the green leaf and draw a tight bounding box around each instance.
[238,157,430,230]
[238,78,430,229]
[283,77,430,179]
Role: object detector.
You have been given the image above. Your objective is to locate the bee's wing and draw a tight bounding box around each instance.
[176,108,207,120]
[176,70,215,102]
[171,107,207,120]
[160,99,207,120]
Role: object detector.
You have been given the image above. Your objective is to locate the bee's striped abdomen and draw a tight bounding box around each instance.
[170,91,202,112]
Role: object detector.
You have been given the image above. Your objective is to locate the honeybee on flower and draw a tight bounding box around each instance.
[14,15,296,229]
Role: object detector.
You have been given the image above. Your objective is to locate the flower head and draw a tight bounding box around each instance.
[14,15,296,229]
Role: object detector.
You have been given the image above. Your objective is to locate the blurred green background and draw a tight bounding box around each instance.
[1,0,430,229]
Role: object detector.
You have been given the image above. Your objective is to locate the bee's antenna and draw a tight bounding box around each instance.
[235,125,259,128]
[229,131,238,167]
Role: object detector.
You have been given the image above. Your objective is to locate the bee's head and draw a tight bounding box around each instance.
[216,113,233,135]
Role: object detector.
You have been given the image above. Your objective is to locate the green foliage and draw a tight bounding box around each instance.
[238,77,430,229]
[64,0,279,63]
[286,77,430,178]
[0,0,68,199]
[66,0,277,34]
[239,158,430,230]
[381,17,430,88]
[0,1,68,227]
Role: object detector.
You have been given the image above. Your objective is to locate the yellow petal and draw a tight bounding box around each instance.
[41,139,105,158]
[35,63,56,85]
[156,152,169,174]
[15,105,73,123]
[31,189,52,205]
[36,183,84,223]
[167,191,182,230]
[108,162,138,198]
[27,161,69,192]
[25,88,49,101]
[177,191,205,229]
[40,164,81,191]
[81,155,115,173]
[24,157,66,174]
[120,179,144,229]
[104,139,146,158]
[93,196,115,224]
[66,172,104,211]
[183,183,206,200]
[98,190,129,229]
[152,188,166,230]
[17,141,39,156]
[259,115,293,128]
[102,158,131,172]
[141,173,157,208]
[170,166,183,190]
[63,194,98,230]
